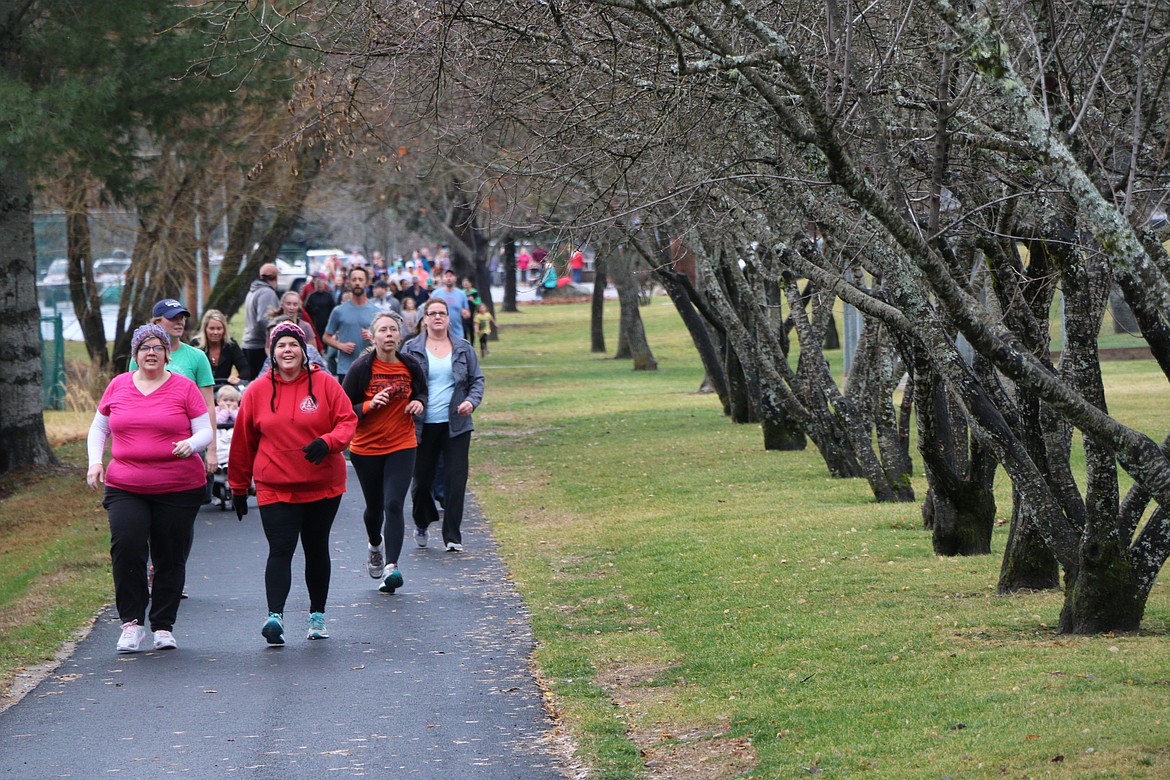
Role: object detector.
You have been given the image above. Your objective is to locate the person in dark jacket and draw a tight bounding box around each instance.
[400,297,485,552]
[195,309,250,384]
[342,311,427,594]
[242,263,280,379]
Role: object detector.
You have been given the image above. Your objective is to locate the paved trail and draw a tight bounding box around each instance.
[0,471,566,779]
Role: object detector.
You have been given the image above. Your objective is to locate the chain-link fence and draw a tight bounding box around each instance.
[40,313,66,410]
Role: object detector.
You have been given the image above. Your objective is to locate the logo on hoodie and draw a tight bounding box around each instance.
[299,395,319,414]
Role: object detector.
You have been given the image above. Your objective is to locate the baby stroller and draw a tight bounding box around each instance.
[210,421,234,511]
[209,381,245,511]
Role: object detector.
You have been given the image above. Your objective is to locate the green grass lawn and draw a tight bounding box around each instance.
[473,299,1170,778]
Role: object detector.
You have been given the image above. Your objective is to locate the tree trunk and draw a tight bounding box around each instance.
[63,178,110,369]
[654,264,728,404]
[1109,285,1139,334]
[913,351,996,553]
[725,344,756,423]
[207,140,326,318]
[611,247,656,369]
[760,399,806,450]
[590,255,607,353]
[0,154,58,473]
[998,490,1062,591]
[925,477,996,555]
[1059,556,1145,633]
[502,235,519,313]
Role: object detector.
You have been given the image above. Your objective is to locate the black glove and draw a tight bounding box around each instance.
[302,438,329,465]
[233,493,249,521]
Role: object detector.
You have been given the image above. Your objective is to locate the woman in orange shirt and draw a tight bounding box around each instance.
[342,311,427,594]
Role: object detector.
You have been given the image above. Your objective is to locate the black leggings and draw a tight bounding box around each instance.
[412,424,471,546]
[104,486,203,632]
[259,496,342,615]
[350,448,415,566]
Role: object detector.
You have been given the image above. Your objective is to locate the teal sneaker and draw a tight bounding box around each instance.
[307,612,329,640]
[261,612,285,645]
[379,565,404,594]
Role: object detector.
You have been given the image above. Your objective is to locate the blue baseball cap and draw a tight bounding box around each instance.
[152,299,190,318]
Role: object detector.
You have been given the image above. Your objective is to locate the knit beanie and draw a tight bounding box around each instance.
[130,323,171,357]
[266,321,314,412]
[268,321,308,366]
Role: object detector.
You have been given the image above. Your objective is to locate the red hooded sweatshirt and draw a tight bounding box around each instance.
[228,364,357,505]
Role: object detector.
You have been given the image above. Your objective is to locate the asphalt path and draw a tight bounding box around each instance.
[0,469,567,779]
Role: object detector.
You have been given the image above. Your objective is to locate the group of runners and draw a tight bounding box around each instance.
[86,276,485,653]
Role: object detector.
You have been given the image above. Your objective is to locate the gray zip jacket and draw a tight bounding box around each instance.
[243,279,279,349]
[401,331,485,438]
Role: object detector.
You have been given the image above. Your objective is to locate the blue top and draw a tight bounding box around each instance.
[401,331,485,439]
[429,288,470,339]
[424,351,455,424]
[325,300,376,375]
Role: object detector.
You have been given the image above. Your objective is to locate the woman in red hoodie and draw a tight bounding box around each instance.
[228,322,357,645]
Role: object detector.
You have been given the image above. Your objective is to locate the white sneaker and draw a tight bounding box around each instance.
[116,620,147,653]
[153,629,177,651]
[414,526,428,548]
[445,542,463,553]
[367,542,386,579]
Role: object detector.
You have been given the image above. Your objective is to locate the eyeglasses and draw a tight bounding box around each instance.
[137,345,167,354]
[427,311,448,317]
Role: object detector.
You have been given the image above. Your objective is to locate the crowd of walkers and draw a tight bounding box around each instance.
[85,248,486,653]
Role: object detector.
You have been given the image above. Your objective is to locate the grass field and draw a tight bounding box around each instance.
[7,297,1170,777]
[471,300,1170,778]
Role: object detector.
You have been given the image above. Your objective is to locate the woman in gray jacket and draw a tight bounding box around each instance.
[401,297,485,551]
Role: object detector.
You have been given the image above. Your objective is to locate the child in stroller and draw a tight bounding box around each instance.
[210,383,242,510]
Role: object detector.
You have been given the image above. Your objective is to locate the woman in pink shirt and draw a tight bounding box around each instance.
[87,324,212,654]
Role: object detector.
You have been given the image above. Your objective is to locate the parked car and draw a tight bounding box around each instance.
[40,258,70,305]
[93,257,130,286]
[275,256,310,294]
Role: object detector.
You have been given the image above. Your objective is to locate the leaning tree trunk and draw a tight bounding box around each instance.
[0,154,58,473]
[207,140,326,318]
[63,178,110,370]
[654,264,728,404]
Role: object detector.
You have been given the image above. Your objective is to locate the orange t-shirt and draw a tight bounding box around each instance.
[349,358,417,455]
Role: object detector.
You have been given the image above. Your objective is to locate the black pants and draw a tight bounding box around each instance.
[350,449,415,566]
[412,424,471,546]
[259,496,342,615]
[104,486,203,632]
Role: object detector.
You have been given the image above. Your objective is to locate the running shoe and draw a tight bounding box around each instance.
[367,542,386,579]
[414,526,428,548]
[152,629,177,651]
[307,612,329,640]
[379,565,404,594]
[261,612,285,645]
[116,620,147,653]
[445,542,463,553]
